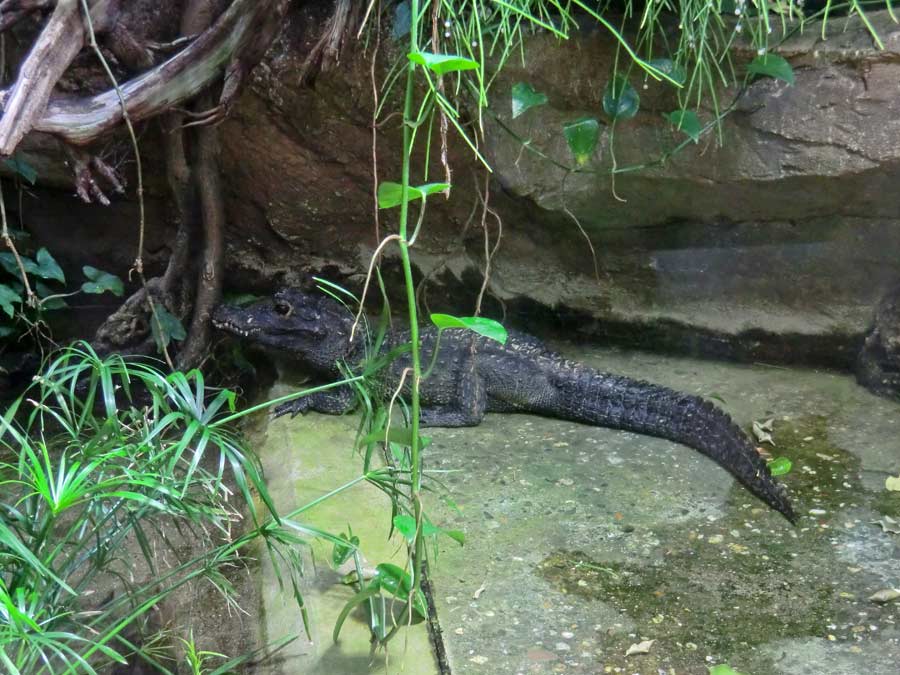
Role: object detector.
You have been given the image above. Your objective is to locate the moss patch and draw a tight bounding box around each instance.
[536,415,897,673]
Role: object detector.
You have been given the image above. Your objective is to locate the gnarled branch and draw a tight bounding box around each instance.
[33,0,288,146]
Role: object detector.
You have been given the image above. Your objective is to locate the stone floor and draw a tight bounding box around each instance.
[251,345,900,675]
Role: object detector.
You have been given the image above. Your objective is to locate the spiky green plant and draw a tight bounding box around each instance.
[0,342,358,674]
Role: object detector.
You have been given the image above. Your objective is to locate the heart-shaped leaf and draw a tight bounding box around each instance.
[511,82,548,119]
[747,54,795,85]
[664,109,702,142]
[0,252,45,279]
[767,457,793,476]
[3,155,37,184]
[603,75,640,121]
[393,514,417,542]
[34,248,64,283]
[408,51,479,76]
[377,182,450,209]
[0,252,26,277]
[0,284,21,317]
[430,313,508,344]
[563,117,600,167]
[151,305,186,352]
[81,266,124,297]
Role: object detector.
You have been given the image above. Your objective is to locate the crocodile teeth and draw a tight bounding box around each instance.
[212,318,259,338]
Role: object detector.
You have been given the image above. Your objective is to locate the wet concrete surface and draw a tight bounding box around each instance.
[255,345,900,675]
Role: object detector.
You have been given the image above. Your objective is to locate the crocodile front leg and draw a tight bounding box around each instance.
[419,343,487,427]
[419,398,486,427]
[273,385,356,419]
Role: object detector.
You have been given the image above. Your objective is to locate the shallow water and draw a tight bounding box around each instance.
[252,344,900,674]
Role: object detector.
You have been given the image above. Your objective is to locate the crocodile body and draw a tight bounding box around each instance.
[213,289,795,522]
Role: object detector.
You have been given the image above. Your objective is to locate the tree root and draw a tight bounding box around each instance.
[176,96,223,370]
[90,3,240,368]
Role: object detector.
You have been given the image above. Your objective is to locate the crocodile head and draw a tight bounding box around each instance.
[212,288,356,371]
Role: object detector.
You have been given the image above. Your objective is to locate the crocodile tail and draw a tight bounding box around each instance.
[558,370,796,522]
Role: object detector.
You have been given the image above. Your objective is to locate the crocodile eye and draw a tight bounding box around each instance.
[274,299,292,317]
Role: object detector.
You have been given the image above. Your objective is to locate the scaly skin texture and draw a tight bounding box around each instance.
[213,289,795,522]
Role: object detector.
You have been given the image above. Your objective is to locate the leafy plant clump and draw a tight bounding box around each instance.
[0,244,123,345]
[0,343,333,674]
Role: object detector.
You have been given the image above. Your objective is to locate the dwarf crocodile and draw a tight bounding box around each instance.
[213,288,795,522]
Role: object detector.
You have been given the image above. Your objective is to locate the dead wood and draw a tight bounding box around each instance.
[32,0,289,147]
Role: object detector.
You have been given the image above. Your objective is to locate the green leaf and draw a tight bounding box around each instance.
[430,314,508,344]
[767,457,793,476]
[0,253,16,276]
[0,325,14,337]
[393,514,417,542]
[333,563,428,642]
[0,284,20,317]
[0,252,36,277]
[709,665,747,675]
[421,518,465,546]
[371,563,427,618]
[747,54,795,85]
[511,82,548,119]
[333,585,381,643]
[408,51,479,76]
[377,181,450,209]
[35,281,67,310]
[602,75,640,121]
[392,0,411,39]
[81,266,124,296]
[664,109,702,142]
[648,59,687,86]
[332,530,359,568]
[563,117,600,167]
[2,154,37,184]
[33,248,65,283]
[150,305,186,351]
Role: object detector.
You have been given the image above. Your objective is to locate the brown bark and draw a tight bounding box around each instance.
[160,112,194,294]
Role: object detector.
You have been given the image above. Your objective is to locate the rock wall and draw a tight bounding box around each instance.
[19,7,900,367]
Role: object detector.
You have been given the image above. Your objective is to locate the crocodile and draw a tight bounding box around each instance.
[213,288,795,522]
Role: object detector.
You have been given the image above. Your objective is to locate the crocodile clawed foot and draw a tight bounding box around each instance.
[273,398,310,419]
